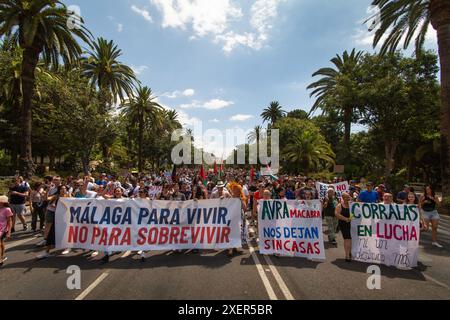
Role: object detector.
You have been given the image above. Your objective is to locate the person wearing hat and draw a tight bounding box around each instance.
[0,195,13,266]
[210,181,231,199]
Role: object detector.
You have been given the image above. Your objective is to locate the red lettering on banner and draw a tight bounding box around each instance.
[120,228,131,246]
[191,227,201,243]
[159,227,169,244]
[99,228,108,245]
[68,226,77,243]
[91,227,100,244]
[148,228,158,244]
[170,227,180,244]
[137,228,146,245]
[206,227,216,244]
[108,228,121,246]
[220,227,230,243]
[180,227,189,244]
[79,226,88,243]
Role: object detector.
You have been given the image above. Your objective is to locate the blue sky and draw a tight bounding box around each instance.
[69,0,438,157]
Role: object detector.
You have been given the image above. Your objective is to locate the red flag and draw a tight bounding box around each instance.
[199,165,207,186]
[214,161,218,175]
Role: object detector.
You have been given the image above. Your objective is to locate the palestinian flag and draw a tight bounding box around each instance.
[214,161,218,176]
[265,165,279,181]
[199,165,207,186]
[218,161,224,180]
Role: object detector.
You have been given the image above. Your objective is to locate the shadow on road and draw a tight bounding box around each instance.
[331,259,428,281]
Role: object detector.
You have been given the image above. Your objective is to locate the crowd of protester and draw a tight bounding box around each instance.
[0,167,444,266]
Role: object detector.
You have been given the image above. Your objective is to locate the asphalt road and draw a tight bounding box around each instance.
[1,214,449,300]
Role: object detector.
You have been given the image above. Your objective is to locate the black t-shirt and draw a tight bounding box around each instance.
[9,185,29,205]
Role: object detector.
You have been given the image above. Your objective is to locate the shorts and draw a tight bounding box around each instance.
[10,204,26,216]
[422,210,440,221]
[0,231,7,241]
[45,210,55,224]
[339,221,352,240]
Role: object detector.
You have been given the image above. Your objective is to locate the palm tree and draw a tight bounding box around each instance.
[82,37,137,163]
[121,86,162,172]
[307,49,363,156]
[284,131,336,175]
[261,101,286,127]
[247,125,264,167]
[82,37,137,110]
[0,0,91,177]
[368,0,450,196]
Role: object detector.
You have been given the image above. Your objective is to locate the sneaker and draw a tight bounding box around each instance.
[62,249,71,255]
[23,224,28,231]
[432,242,444,248]
[36,252,51,260]
[331,240,338,245]
[36,239,47,247]
[91,251,99,257]
[137,250,143,255]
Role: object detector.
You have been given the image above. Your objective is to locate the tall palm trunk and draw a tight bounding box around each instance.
[138,113,144,172]
[430,0,450,196]
[19,46,40,178]
[343,106,352,156]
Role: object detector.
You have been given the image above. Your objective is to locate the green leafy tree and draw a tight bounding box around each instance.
[120,86,162,172]
[308,49,363,162]
[261,101,286,127]
[0,0,91,177]
[368,0,450,194]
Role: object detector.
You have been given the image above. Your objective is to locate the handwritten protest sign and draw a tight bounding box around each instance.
[55,198,242,251]
[258,200,325,260]
[350,202,420,268]
[316,181,349,200]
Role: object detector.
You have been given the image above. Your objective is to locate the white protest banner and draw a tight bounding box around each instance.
[258,200,325,260]
[55,198,242,251]
[316,181,349,200]
[350,202,420,268]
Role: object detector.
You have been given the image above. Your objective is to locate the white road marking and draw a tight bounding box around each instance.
[249,225,295,300]
[247,242,278,300]
[5,237,35,250]
[423,274,450,291]
[262,254,295,300]
[75,272,109,300]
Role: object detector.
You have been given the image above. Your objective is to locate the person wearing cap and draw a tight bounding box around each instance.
[0,195,13,266]
[210,181,231,199]
[358,182,379,203]
[396,185,411,204]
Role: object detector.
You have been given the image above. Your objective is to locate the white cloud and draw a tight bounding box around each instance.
[180,98,234,110]
[182,89,195,97]
[210,118,220,123]
[131,65,149,75]
[162,88,196,99]
[117,23,124,32]
[150,0,286,53]
[204,99,234,110]
[131,5,153,22]
[230,114,254,122]
[176,109,201,127]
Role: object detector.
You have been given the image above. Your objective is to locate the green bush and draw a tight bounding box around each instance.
[442,196,450,211]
